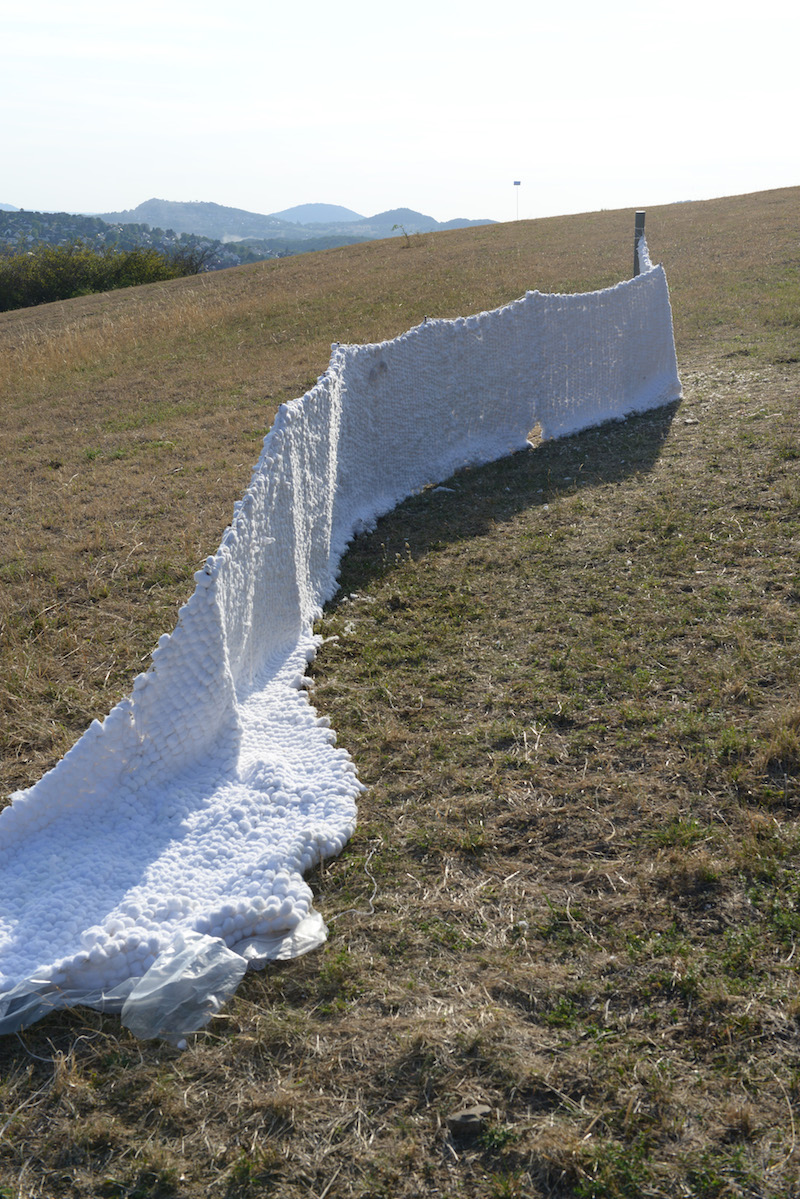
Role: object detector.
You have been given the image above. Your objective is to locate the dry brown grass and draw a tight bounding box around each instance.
[1,186,799,1198]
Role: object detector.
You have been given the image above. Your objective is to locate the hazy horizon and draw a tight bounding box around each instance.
[0,198,492,222]
[3,0,798,226]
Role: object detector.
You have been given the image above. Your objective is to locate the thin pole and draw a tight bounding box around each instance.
[633,210,646,276]
[514,181,521,221]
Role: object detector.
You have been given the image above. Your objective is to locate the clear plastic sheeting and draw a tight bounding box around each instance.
[0,261,681,1041]
[0,917,327,1046]
[120,933,248,1047]
[0,977,137,1039]
[234,909,329,968]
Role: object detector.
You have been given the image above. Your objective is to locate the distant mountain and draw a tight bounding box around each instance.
[92,199,495,244]
[3,199,496,277]
[270,203,364,224]
[348,208,487,237]
[0,207,377,273]
[268,206,496,240]
[95,199,297,242]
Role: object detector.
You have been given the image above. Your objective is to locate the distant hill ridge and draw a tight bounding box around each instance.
[93,198,495,243]
[1,199,496,279]
[270,203,365,224]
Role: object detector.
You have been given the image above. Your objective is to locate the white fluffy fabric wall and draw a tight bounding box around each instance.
[0,251,681,1040]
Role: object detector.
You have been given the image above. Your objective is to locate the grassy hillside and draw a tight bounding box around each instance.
[0,186,799,1197]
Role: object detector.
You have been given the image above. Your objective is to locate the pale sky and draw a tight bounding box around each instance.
[2,0,797,224]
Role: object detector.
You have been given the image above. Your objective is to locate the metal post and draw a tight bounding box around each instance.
[514,181,521,220]
[633,210,646,276]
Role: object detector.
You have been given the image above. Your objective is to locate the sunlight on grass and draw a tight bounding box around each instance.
[2,186,800,1198]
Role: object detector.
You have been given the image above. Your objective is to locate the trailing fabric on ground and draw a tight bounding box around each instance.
[0,242,681,1040]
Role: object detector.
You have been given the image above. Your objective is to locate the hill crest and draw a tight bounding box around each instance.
[269,203,364,224]
[93,198,495,243]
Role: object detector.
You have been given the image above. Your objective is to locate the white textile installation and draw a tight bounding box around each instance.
[0,248,681,1040]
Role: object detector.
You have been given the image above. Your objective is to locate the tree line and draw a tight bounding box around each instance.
[0,241,211,313]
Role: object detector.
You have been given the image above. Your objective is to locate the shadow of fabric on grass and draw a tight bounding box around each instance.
[329,399,679,603]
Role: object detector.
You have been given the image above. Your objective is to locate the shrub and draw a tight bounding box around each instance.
[0,241,205,313]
